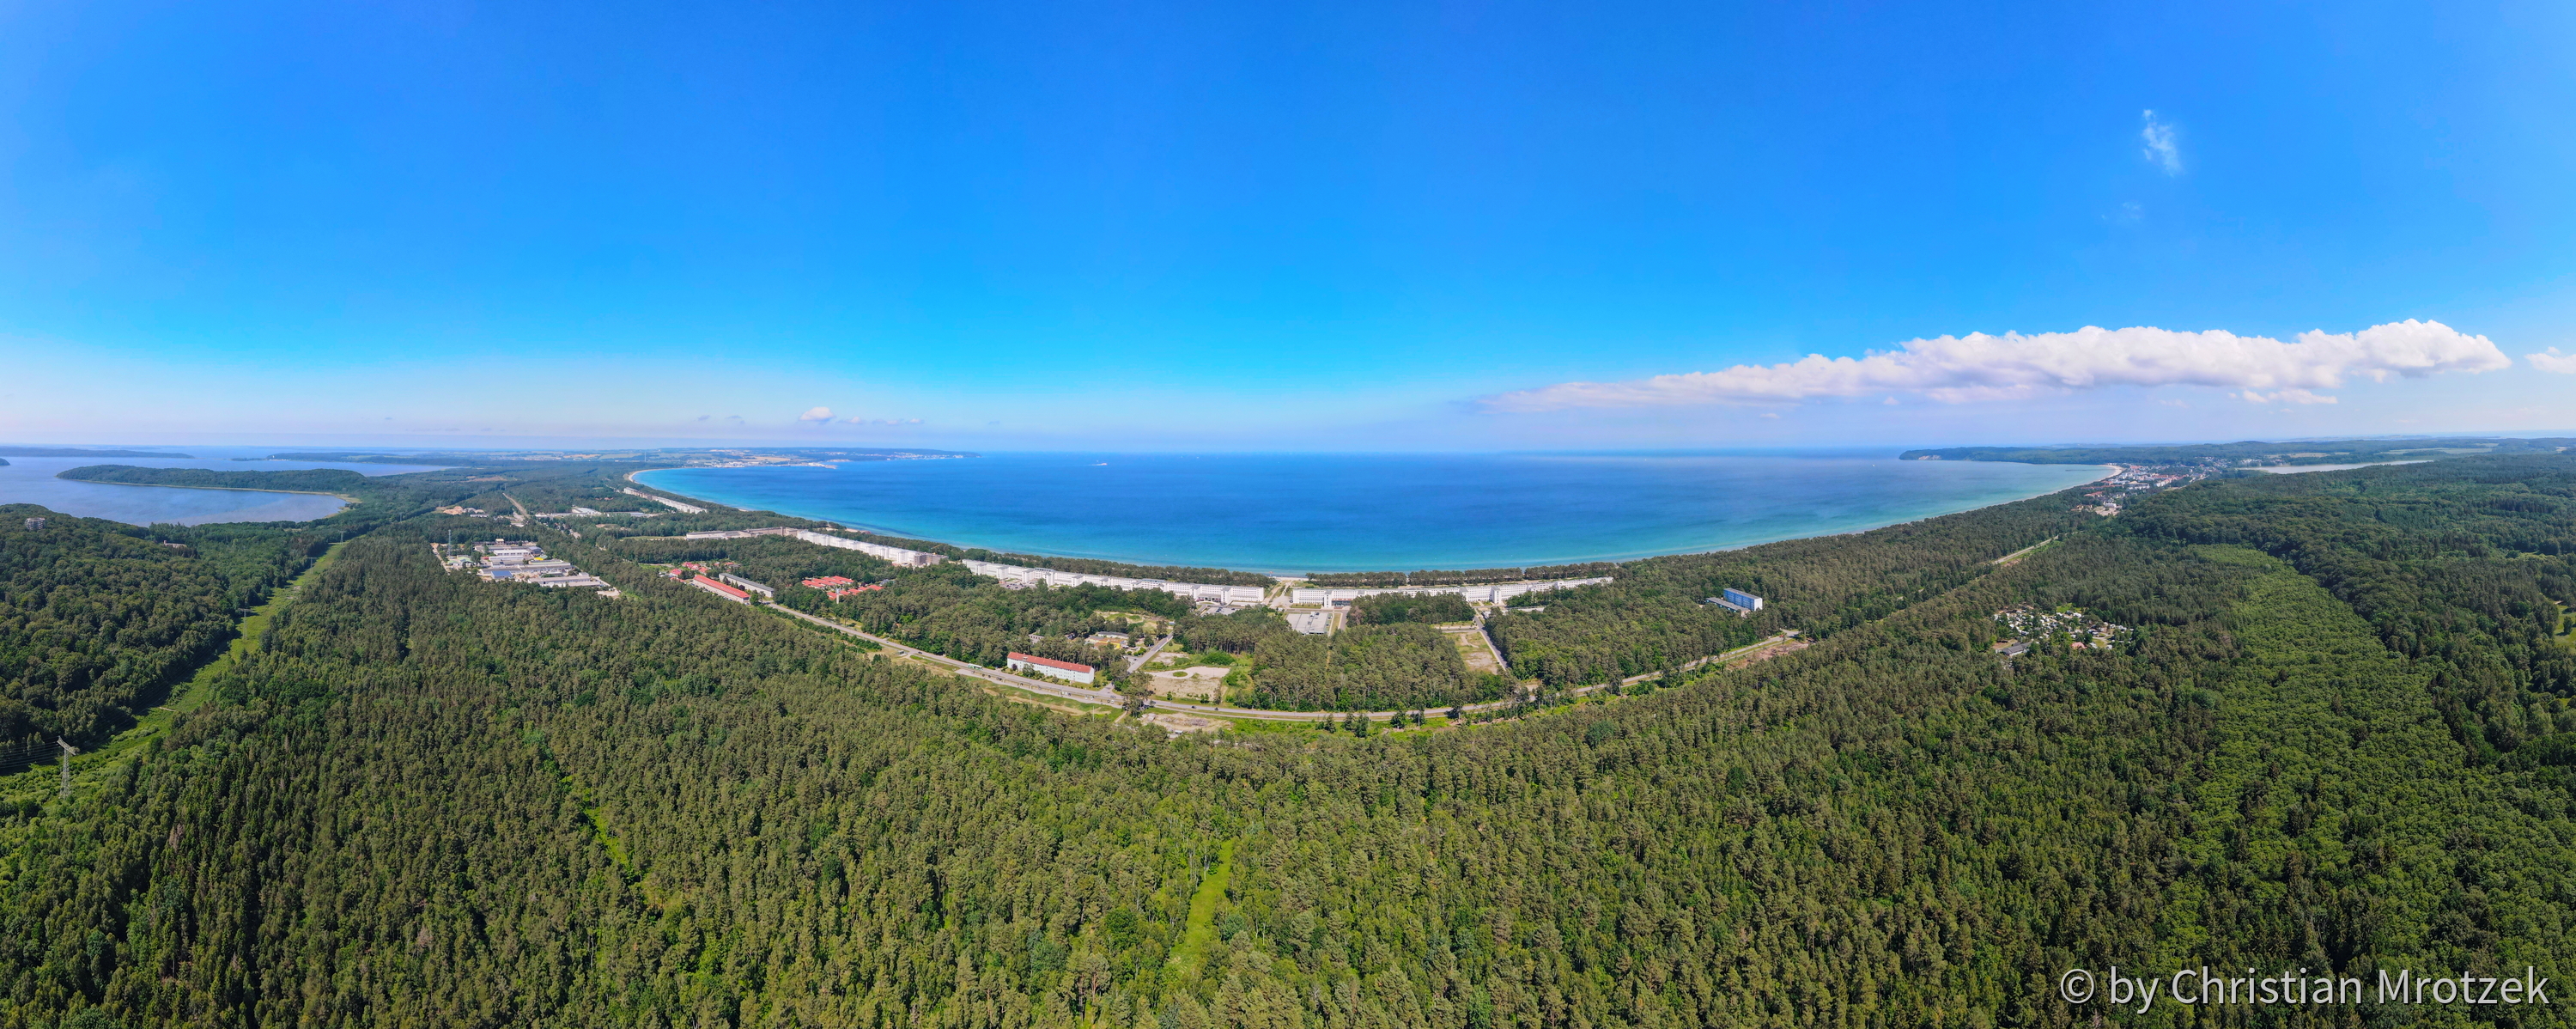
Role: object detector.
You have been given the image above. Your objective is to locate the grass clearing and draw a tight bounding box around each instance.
[4,541,349,800]
[1220,716,1321,740]
[1991,536,2059,567]
[1166,840,1236,976]
[767,606,882,650]
[982,683,1118,716]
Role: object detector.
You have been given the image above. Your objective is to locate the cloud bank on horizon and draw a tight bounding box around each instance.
[1483,320,2512,411]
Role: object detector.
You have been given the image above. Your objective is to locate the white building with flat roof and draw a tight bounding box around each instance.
[793,529,945,566]
[1287,576,1611,607]
[623,487,705,514]
[719,572,775,598]
[1007,652,1097,685]
[961,559,1266,606]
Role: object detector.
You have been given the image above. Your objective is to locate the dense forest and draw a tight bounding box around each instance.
[1347,593,1477,626]
[5,457,2575,1026]
[1163,606,1498,711]
[55,466,371,495]
[567,529,1151,683]
[0,507,233,755]
[2118,455,2576,769]
[1238,624,1490,711]
[1485,490,2087,687]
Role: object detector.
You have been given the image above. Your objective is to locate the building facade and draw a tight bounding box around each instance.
[1286,576,1613,607]
[689,575,753,604]
[1708,588,1765,615]
[962,559,1267,606]
[1006,652,1097,685]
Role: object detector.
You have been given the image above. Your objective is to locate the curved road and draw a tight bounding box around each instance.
[770,604,1796,723]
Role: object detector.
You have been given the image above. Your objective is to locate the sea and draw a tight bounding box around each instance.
[0,446,447,526]
[639,451,2110,574]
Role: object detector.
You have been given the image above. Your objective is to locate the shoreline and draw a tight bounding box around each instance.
[633,460,2118,576]
[42,477,357,521]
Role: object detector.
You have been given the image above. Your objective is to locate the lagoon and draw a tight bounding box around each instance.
[639,451,2109,574]
[0,447,446,525]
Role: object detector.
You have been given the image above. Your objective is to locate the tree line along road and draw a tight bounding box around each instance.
[767,604,1799,724]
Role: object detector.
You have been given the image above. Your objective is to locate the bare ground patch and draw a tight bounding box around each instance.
[1443,626,1506,674]
[1141,710,1227,734]
[1146,666,1233,702]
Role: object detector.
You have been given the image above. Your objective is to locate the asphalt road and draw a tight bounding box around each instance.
[769,605,1131,708]
[770,604,1797,724]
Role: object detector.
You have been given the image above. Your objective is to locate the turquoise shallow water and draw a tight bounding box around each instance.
[639,451,2108,574]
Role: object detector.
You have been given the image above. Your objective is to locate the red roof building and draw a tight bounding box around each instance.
[688,575,752,604]
[802,575,855,588]
[1006,652,1097,685]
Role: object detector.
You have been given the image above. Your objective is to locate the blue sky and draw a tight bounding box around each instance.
[2,0,2571,451]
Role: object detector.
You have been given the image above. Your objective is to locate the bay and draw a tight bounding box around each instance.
[638,451,2110,574]
[0,446,446,526]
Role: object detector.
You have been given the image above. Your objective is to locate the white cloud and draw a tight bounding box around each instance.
[2530,347,2576,374]
[1758,411,1779,419]
[799,406,835,422]
[2235,388,2337,405]
[1482,320,2509,411]
[2141,110,2181,174]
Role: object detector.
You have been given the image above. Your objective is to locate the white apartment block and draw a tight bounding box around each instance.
[960,560,1267,606]
[1287,577,1613,607]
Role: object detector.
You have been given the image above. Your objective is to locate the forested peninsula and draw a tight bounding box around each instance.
[57,465,370,495]
[2,454,2573,1026]
[0,448,191,459]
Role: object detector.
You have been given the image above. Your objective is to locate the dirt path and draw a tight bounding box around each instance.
[1992,537,2057,567]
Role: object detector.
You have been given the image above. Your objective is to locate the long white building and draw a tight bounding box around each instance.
[674,527,947,567]
[789,529,946,566]
[1288,576,1612,607]
[960,559,1267,606]
[623,487,706,514]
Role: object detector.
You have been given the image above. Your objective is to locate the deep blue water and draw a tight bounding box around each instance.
[638,452,2109,574]
[0,447,447,526]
